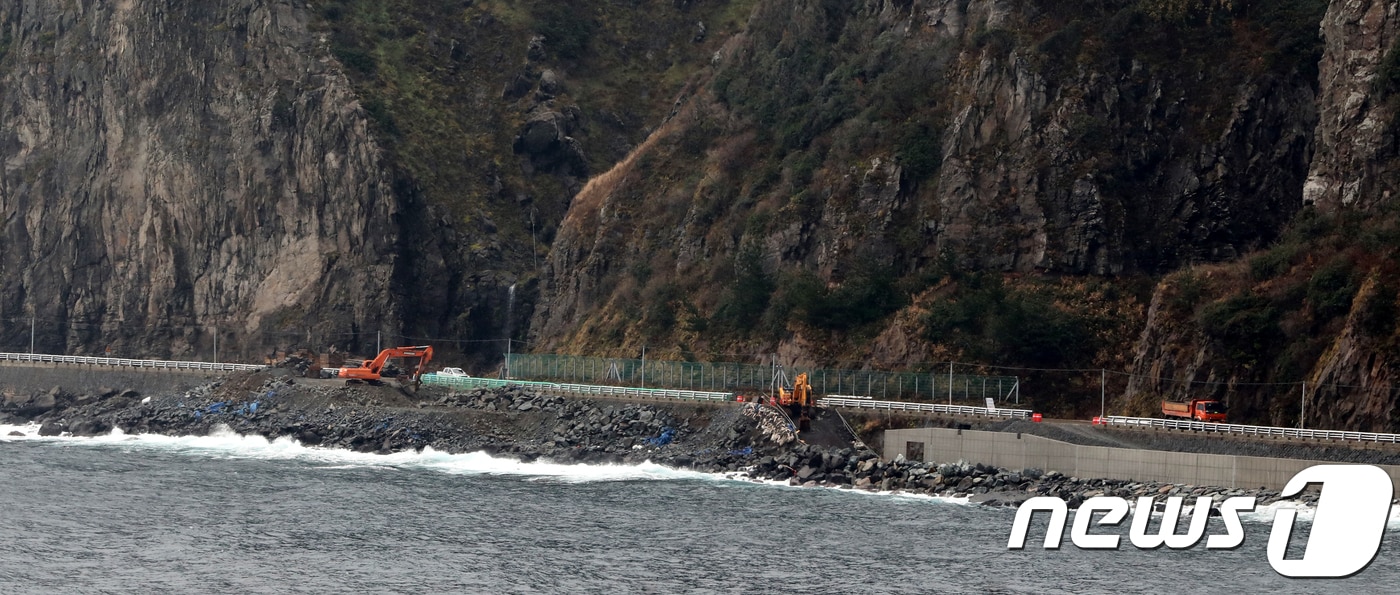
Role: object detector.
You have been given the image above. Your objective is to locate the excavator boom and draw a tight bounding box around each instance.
[338,345,434,381]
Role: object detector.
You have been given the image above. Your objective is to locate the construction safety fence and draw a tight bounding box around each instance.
[421,374,734,402]
[504,353,1020,403]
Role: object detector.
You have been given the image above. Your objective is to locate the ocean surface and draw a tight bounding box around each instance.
[1,424,1397,594]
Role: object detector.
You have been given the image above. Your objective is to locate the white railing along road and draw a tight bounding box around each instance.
[1098,415,1400,444]
[817,396,1034,419]
[0,352,264,373]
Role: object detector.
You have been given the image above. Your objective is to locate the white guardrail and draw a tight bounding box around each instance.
[421,374,735,402]
[1099,415,1400,444]
[818,396,1034,419]
[0,352,264,373]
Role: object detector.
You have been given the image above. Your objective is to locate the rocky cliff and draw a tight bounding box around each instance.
[531,0,1327,367]
[1304,0,1398,209]
[1125,0,1400,431]
[0,0,740,364]
[6,0,1400,428]
[0,0,401,358]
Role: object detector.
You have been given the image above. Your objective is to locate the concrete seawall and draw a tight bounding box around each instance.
[0,362,226,398]
[887,427,1400,494]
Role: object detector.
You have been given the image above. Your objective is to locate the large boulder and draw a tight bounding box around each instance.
[69,419,111,436]
[18,393,57,418]
[512,109,588,176]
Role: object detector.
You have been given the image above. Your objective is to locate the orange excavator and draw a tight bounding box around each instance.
[778,372,813,432]
[336,345,435,384]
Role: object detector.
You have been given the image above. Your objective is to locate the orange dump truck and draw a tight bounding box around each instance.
[1161,399,1227,422]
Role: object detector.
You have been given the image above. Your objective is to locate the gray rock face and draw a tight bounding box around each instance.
[529,0,1323,349]
[1305,0,1399,210]
[0,0,400,357]
[514,109,588,177]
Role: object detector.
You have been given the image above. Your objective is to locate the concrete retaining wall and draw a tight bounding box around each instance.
[0,362,225,398]
[886,427,1400,493]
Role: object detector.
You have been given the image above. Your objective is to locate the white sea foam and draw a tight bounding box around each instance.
[24,423,1364,518]
[720,470,973,505]
[1239,498,1400,531]
[0,423,981,504]
[0,423,712,483]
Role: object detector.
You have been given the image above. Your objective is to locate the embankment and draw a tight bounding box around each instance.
[0,364,1334,509]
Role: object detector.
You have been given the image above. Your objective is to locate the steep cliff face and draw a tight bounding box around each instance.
[0,0,401,358]
[1304,0,1398,209]
[7,0,1396,428]
[0,0,744,363]
[305,0,756,366]
[532,0,1325,364]
[1125,0,1400,431]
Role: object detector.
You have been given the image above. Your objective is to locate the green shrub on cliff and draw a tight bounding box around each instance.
[1306,256,1359,321]
[713,242,774,331]
[533,2,595,60]
[769,268,905,333]
[921,276,1110,368]
[1198,293,1281,366]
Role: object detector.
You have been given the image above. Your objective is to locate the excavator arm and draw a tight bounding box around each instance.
[793,373,811,407]
[339,346,434,381]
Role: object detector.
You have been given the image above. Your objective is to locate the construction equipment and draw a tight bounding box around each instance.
[778,373,814,432]
[1162,398,1227,422]
[336,345,435,384]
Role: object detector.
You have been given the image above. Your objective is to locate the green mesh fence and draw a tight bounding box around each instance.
[503,353,1019,403]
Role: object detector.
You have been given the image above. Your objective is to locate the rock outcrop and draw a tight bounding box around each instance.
[1304,0,1399,210]
[532,0,1323,355]
[0,0,400,358]
[0,0,757,366]
[1125,0,1400,431]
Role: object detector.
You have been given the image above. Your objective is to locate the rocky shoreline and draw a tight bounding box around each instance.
[0,364,1321,510]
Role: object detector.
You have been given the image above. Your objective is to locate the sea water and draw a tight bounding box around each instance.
[0,424,1397,594]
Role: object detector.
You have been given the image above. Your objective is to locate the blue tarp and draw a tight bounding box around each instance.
[646,427,676,447]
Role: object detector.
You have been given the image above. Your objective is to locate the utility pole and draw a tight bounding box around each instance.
[30,316,35,354]
[1300,381,1307,429]
[640,345,646,388]
[213,327,218,364]
[505,338,512,379]
[376,331,381,353]
[945,362,954,405]
[1100,369,1106,418]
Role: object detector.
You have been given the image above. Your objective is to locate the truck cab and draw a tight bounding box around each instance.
[1193,400,1227,422]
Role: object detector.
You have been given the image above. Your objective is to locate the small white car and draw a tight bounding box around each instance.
[438,367,470,377]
